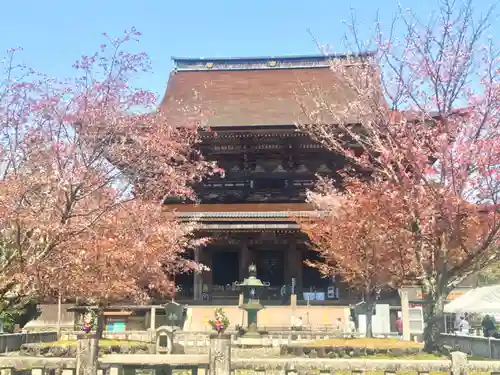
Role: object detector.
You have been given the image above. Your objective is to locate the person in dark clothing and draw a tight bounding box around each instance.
[349,306,359,331]
[482,314,496,337]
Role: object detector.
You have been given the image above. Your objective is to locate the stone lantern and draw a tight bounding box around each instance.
[236,263,270,337]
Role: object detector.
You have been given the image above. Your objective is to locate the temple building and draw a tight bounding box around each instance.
[160,53,376,305]
[28,54,478,333]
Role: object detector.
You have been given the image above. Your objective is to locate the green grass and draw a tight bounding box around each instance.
[305,337,423,349]
[360,352,444,360]
[39,339,146,347]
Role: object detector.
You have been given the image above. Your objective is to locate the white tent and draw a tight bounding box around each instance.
[444,285,500,314]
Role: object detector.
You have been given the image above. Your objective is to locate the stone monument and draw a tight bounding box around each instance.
[236,264,270,339]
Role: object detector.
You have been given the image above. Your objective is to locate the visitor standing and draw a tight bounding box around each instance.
[396,312,403,338]
[348,316,356,335]
[336,317,343,331]
[292,316,303,331]
[482,314,496,337]
[459,316,470,335]
[280,284,287,305]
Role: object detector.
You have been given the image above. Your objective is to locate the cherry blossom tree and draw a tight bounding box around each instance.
[298,0,499,351]
[303,178,413,337]
[0,29,218,321]
[28,200,208,337]
[476,257,500,285]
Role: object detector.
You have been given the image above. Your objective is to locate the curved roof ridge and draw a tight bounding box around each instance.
[172,52,376,71]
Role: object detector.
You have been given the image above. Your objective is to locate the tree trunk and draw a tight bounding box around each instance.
[95,309,105,340]
[365,303,374,338]
[365,294,377,338]
[56,293,62,339]
[422,286,447,353]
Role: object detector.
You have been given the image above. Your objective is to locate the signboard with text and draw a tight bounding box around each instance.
[402,287,470,302]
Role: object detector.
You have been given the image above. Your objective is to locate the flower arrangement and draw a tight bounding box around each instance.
[208,308,230,336]
[80,308,97,333]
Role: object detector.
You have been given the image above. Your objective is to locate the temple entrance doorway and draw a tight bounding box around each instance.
[303,250,328,289]
[257,250,285,287]
[212,251,239,287]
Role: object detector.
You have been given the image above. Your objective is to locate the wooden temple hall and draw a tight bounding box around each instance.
[160,54,376,304]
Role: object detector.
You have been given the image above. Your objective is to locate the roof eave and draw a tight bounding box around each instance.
[171,51,376,64]
[172,51,376,72]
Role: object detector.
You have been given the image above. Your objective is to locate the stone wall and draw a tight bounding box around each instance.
[439,333,500,359]
[3,351,500,374]
[187,305,348,331]
[61,331,152,342]
[26,303,348,332]
[0,331,58,352]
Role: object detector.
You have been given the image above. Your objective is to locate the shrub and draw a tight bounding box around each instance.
[208,308,230,335]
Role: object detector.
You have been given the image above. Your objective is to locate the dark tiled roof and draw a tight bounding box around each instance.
[199,223,300,230]
[175,210,320,219]
[160,54,383,127]
[171,53,374,71]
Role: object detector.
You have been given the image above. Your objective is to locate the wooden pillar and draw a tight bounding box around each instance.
[284,244,291,285]
[239,242,250,280]
[201,248,213,293]
[288,243,302,294]
[194,248,202,300]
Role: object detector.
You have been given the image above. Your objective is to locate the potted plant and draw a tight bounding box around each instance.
[208,308,230,336]
[80,308,97,334]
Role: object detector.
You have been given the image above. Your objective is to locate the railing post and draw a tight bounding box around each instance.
[209,333,231,375]
[451,351,469,375]
[76,333,99,375]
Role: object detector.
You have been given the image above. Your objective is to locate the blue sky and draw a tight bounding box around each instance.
[1,0,497,99]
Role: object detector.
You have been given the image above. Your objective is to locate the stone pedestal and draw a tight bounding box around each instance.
[241,302,263,338]
[76,334,99,375]
[451,351,469,375]
[155,326,174,354]
[209,334,231,375]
